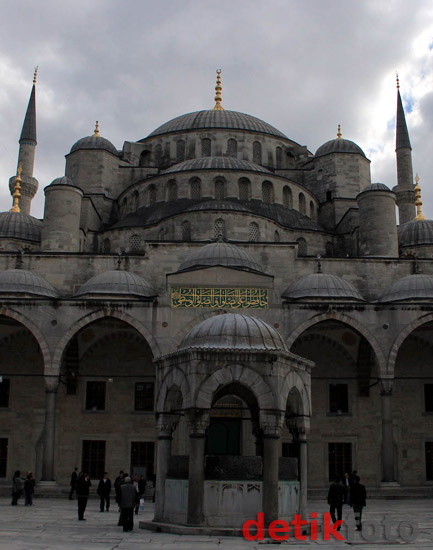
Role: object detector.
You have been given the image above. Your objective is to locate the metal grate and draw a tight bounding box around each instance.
[283,186,292,208]
[297,238,307,257]
[328,442,352,482]
[85,381,106,411]
[248,222,260,242]
[299,193,306,215]
[134,382,155,411]
[227,138,237,158]
[201,138,211,157]
[129,234,143,253]
[190,179,201,200]
[214,218,226,240]
[262,181,274,204]
[253,141,262,164]
[82,440,106,479]
[182,221,192,241]
[238,179,250,201]
[168,181,178,201]
[101,239,111,253]
[215,179,226,200]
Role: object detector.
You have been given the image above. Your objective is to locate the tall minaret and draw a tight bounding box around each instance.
[395,74,415,224]
[8,68,39,215]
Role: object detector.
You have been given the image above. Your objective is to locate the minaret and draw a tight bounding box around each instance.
[395,74,415,224]
[8,68,39,215]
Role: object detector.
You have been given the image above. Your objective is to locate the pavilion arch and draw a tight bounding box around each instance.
[156,367,191,412]
[280,370,311,417]
[388,312,433,374]
[286,311,386,376]
[0,307,51,373]
[51,309,161,375]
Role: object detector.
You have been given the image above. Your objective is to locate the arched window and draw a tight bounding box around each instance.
[248,222,260,242]
[158,228,165,240]
[214,218,226,240]
[253,141,262,164]
[309,201,315,220]
[215,178,226,200]
[283,186,293,208]
[286,152,295,168]
[190,178,201,200]
[154,144,163,167]
[201,138,211,157]
[326,241,334,257]
[132,190,139,211]
[182,220,191,241]
[148,185,156,205]
[176,140,186,163]
[227,138,237,158]
[299,192,306,215]
[274,231,280,243]
[101,238,111,253]
[262,181,274,204]
[276,147,282,168]
[129,234,143,253]
[297,237,307,257]
[168,180,178,201]
[139,150,151,167]
[238,178,251,201]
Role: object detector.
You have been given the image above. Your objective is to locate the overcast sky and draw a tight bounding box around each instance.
[0,0,432,220]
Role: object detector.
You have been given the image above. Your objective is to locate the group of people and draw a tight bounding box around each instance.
[327,470,367,531]
[11,470,36,506]
[68,467,147,530]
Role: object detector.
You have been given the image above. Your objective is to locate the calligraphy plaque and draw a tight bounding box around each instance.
[171,287,268,309]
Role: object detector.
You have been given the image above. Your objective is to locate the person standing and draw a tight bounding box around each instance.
[69,467,79,500]
[343,472,351,504]
[97,472,111,512]
[24,472,36,506]
[11,470,23,505]
[132,474,140,515]
[76,472,92,521]
[120,477,137,532]
[114,470,124,510]
[350,475,367,531]
[327,476,345,529]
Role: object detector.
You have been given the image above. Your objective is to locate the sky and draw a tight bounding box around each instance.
[0,0,433,220]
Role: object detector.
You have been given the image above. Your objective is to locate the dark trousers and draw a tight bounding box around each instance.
[25,493,33,506]
[121,507,134,531]
[69,486,76,499]
[99,495,110,511]
[77,496,88,519]
[330,503,343,528]
[353,505,363,529]
[11,491,20,505]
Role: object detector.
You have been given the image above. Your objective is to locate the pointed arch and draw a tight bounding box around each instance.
[156,367,191,412]
[388,313,433,374]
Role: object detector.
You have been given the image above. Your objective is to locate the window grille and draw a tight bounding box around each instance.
[214,218,226,240]
[130,441,155,479]
[176,140,185,163]
[101,239,111,254]
[227,139,237,158]
[82,440,105,479]
[154,144,163,167]
[134,382,155,411]
[201,138,211,157]
[329,384,349,413]
[238,179,250,201]
[248,222,260,242]
[328,442,352,482]
[299,193,306,214]
[215,179,226,200]
[253,141,262,164]
[129,234,143,253]
[297,238,307,257]
[276,147,282,168]
[85,381,106,411]
[283,186,292,208]
[190,179,201,200]
[148,185,156,205]
[182,221,192,241]
[168,181,178,201]
[262,181,274,204]
[325,242,334,257]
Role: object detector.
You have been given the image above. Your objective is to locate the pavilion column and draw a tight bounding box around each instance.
[262,432,280,528]
[187,409,209,526]
[41,378,59,481]
[289,418,310,520]
[154,415,176,522]
[380,377,396,482]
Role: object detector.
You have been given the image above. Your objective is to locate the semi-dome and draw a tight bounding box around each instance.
[179,313,288,351]
[177,242,263,273]
[0,212,42,242]
[315,138,366,158]
[70,134,118,156]
[379,274,433,302]
[162,157,272,175]
[74,270,157,298]
[398,220,433,247]
[0,269,57,297]
[282,273,364,301]
[145,110,288,139]
[49,176,75,186]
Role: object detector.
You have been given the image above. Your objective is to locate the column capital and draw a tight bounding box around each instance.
[380,377,394,396]
[44,375,59,393]
[260,411,285,437]
[156,413,179,437]
[186,408,210,436]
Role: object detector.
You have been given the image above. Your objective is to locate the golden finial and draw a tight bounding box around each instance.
[213,69,224,111]
[396,71,400,89]
[10,165,22,213]
[33,66,38,84]
[93,120,100,137]
[337,124,342,139]
[414,174,426,221]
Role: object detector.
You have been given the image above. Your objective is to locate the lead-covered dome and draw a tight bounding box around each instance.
[177,242,263,273]
[49,176,76,186]
[282,273,364,301]
[358,183,392,196]
[75,270,157,298]
[162,157,272,175]
[179,313,288,351]
[379,274,433,302]
[315,138,366,158]
[398,220,433,247]
[145,110,288,139]
[0,212,42,242]
[70,134,118,156]
[0,269,57,297]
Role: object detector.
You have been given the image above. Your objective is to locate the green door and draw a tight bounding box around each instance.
[206,418,241,455]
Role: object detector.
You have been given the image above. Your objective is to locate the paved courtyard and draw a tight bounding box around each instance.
[0,497,432,549]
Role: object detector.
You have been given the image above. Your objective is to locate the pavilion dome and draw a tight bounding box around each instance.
[0,212,42,242]
[0,269,57,297]
[70,131,118,156]
[177,242,263,273]
[398,220,433,247]
[282,273,364,301]
[315,138,366,158]
[179,313,288,351]
[75,270,157,298]
[49,176,76,186]
[379,274,433,302]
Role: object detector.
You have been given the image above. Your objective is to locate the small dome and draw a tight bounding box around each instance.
[70,135,118,156]
[162,157,272,175]
[379,274,433,302]
[282,273,364,301]
[358,183,392,196]
[0,269,57,297]
[315,138,366,158]
[179,313,288,351]
[49,176,75,186]
[178,242,263,273]
[75,270,157,298]
[0,212,42,242]
[398,220,433,247]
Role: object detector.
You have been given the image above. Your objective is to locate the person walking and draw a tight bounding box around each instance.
[11,470,23,505]
[350,475,367,531]
[97,472,111,512]
[76,472,92,521]
[343,472,351,504]
[327,476,345,529]
[24,472,36,506]
[114,470,124,511]
[132,474,140,515]
[69,467,78,500]
[119,477,138,532]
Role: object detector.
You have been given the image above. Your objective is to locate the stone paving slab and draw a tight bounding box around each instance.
[0,497,432,549]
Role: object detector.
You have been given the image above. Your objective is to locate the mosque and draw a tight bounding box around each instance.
[0,68,432,527]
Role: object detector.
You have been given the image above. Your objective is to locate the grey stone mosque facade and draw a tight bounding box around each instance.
[0,69,433,526]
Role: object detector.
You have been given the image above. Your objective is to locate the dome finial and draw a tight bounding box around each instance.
[337,124,342,139]
[10,165,22,213]
[93,120,100,137]
[33,66,38,85]
[414,174,426,221]
[396,71,400,89]
[213,69,224,111]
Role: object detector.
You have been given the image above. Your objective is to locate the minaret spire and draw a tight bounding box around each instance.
[20,67,37,145]
[212,69,224,111]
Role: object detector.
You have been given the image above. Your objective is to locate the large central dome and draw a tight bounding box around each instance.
[144,110,288,139]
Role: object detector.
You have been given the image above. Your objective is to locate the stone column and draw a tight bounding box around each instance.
[298,430,308,519]
[380,378,395,482]
[262,432,280,528]
[187,410,209,526]
[154,416,176,522]
[41,378,59,481]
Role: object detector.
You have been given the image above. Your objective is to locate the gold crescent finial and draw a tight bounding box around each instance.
[396,71,400,89]
[337,124,342,139]
[33,66,38,84]
[414,173,426,221]
[10,165,22,213]
[213,69,224,111]
[93,120,100,137]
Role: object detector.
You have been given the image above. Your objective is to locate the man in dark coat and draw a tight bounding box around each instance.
[69,467,78,500]
[120,477,138,532]
[327,476,345,529]
[97,472,111,512]
[114,470,124,509]
[76,472,92,520]
[350,475,367,531]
